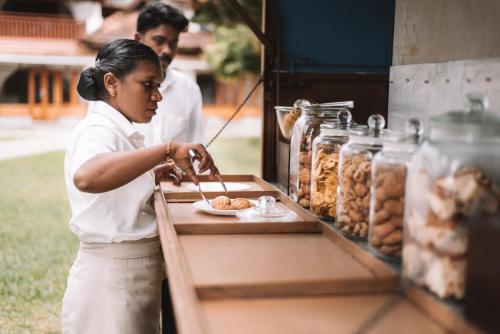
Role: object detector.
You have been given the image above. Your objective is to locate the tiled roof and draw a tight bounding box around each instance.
[0,37,95,56]
[81,10,212,54]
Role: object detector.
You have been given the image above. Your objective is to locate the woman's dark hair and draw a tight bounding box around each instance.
[77,39,160,101]
[136,2,188,34]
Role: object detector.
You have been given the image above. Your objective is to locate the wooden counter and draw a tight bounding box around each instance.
[154,175,480,334]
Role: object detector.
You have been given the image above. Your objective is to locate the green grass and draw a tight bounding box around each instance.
[0,151,77,333]
[0,137,260,333]
[208,137,261,175]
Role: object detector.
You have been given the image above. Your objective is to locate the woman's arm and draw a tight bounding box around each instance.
[74,142,218,193]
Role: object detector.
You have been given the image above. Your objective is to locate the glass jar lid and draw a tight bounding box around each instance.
[383,119,423,152]
[274,98,312,114]
[302,100,353,117]
[430,94,500,141]
[349,114,388,146]
[294,99,313,109]
[320,109,359,136]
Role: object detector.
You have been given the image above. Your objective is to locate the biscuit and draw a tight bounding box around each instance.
[211,196,231,210]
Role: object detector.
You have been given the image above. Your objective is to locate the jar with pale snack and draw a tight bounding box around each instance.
[403,94,500,300]
[368,119,423,262]
[289,104,352,208]
[310,110,360,220]
[336,114,388,240]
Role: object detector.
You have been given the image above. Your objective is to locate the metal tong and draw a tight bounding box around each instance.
[188,149,228,205]
[318,101,354,108]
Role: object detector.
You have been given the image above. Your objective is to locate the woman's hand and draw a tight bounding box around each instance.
[169,142,220,184]
[152,161,182,185]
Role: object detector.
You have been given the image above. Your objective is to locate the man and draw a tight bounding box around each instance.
[134,2,206,146]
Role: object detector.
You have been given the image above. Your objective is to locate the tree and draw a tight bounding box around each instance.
[191,0,261,80]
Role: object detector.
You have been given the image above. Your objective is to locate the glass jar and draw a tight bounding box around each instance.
[336,114,388,240]
[402,95,500,300]
[368,119,423,262]
[289,102,353,208]
[310,110,359,220]
[275,99,311,143]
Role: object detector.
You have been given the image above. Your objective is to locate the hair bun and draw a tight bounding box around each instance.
[77,67,99,101]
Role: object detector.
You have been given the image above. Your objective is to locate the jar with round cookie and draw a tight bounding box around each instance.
[336,114,388,240]
[289,102,353,208]
[403,94,500,300]
[368,119,423,262]
[310,109,361,220]
[289,102,319,205]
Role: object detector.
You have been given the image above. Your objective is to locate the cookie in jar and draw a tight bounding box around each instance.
[310,110,359,220]
[403,94,500,300]
[288,104,322,204]
[336,114,388,240]
[368,119,423,261]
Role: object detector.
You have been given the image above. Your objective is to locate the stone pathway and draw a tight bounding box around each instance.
[0,115,261,161]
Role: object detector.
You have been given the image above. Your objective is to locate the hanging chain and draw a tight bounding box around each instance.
[205,75,264,147]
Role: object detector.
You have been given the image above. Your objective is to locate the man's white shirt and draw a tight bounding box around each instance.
[134,67,206,146]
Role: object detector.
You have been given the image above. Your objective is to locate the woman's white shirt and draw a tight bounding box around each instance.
[64,101,157,243]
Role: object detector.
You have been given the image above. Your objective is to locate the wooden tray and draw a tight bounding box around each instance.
[201,294,451,334]
[201,289,480,333]
[159,175,321,234]
[179,230,397,299]
[160,174,277,202]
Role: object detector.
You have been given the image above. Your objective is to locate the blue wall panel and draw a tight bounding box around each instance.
[277,0,395,73]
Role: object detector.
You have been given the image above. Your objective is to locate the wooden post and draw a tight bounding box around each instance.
[70,69,78,107]
[40,68,48,120]
[27,68,35,118]
[52,70,62,119]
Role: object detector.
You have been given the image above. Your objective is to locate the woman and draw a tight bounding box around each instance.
[61,39,219,333]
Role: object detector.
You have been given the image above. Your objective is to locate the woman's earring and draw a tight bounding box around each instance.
[110,91,116,97]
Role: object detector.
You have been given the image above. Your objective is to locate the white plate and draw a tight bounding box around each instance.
[187,182,250,192]
[192,199,258,216]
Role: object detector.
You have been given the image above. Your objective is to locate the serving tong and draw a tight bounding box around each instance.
[188,149,228,205]
[317,101,354,108]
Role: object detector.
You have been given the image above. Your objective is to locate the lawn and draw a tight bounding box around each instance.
[209,136,261,175]
[0,137,260,333]
[0,151,76,333]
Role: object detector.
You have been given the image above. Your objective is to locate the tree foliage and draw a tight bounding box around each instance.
[191,0,261,80]
[205,24,260,80]
[191,0,261,27]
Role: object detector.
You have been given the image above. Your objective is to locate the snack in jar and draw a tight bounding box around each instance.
[336,114,388,240]
[289,101,354,208]
[310,109,360,220]
[368,119,423,261]
[274,99,311,142]
[403,95,500,299]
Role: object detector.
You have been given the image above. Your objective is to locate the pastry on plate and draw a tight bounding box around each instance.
[230,198,254,210]
[211,196,231,210]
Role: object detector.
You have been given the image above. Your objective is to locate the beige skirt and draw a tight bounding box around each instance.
[61,237,162,334]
